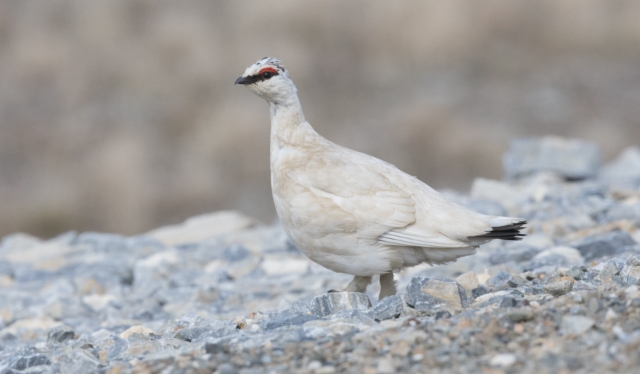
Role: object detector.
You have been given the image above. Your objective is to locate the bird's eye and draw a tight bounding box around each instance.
[262,72,272,79]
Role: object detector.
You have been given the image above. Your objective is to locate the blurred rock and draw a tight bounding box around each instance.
[503,137,601,180]
[505,307,534,322]
[144,211,258,246]
[406,277,468,312]
[310,293,372,317]
[602,203,640,225]
[599,146,640,191]
[544,281,574,297]
[119,325,155,339]
[170,315,236,342]
[525,246,584,271]
[59,349,103,373]
[489,245,541,265]
[561,315,595,335]
[366,295,404,321]
[570,231,637,262]
[261,312,318,331]
[46,326,75,345]
[0,347,51,372]
[620,256,640,285]
[486,271,512,291]
[455,272,479,300]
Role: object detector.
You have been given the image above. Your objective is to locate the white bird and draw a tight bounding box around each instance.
[235,57,526,300]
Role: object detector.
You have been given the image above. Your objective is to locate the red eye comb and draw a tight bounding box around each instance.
[258,67,278,75]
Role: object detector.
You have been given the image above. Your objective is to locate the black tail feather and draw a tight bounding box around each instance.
[469,220,527,241]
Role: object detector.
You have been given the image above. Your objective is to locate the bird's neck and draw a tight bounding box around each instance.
[269,93,310,146]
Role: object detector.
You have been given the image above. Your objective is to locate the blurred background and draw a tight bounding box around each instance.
[1,0,639,238]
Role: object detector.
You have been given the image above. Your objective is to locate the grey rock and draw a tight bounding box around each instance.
[599,146,640,190]
[566,267,586,280]
[489,246,541,265]
[499,296,522,308]
[525,246,584,272]
[106,336,129,361]
[455,272,479,301]
[507,275,526,288]
[571,231,636,262]
[503,137,601,180]
[171,315,237,342]
[331,309,378,326]
[524,254,569,271]
[2,347,51,371]
[520,284,545,295]
[435,310,452,320]
[406,277,468,312]
[620,256,640,285]
[544,280,574,297]
[59,349,102,373]
[366,295,403,321]
[221,244,251,262]
[561,315,595,335]
[471,286,488,299]
[505,307,534,322]
[597,259,622,281]
[486,271,514,291]
[602,203,640,225]
[216,362,238,374]
[262,312,318,331]
[46,326,75,344]
[310,292,372,317]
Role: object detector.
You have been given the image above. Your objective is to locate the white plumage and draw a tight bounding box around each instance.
[235,57,526,299]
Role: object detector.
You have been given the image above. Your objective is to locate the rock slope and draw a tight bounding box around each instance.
[1,137,640,373]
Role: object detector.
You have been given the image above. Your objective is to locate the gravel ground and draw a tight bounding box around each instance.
[1,137,640,374]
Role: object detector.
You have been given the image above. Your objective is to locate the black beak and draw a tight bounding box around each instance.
[235,76,249,85]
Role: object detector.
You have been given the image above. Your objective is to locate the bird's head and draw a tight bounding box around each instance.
[235,57,296,104]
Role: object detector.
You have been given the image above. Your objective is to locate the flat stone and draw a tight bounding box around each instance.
[365,295,403,321]
[456,272,479,301]
[561,315,595,335]
[503,136,601,180]
[406,277,468,312]
[310,292,372,317]
[544,280,574,297]
[571,231,636,262]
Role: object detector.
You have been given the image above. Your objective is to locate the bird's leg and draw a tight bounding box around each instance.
[343,275,372,293]
[378,273,397,300]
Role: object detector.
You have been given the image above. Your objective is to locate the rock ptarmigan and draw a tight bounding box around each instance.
[235,57,526,300]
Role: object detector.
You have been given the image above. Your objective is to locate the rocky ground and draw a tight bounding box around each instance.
[1,136,640,374]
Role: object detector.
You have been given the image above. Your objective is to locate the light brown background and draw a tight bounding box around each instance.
[1,1,639,238]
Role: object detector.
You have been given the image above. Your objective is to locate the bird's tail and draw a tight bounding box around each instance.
[469,217,527,241]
